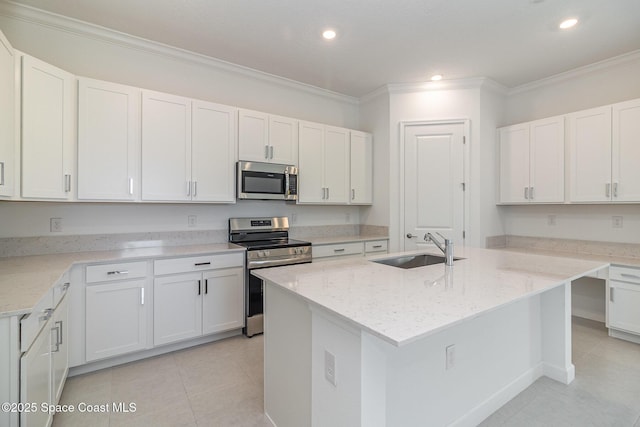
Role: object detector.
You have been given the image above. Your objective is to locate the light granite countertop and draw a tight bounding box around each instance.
[253,246,608,346]
[497,247,640,268]
[303,234,388,245]
[0,243,245,318]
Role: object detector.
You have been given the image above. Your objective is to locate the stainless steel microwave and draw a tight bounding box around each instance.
[237,161,298,200]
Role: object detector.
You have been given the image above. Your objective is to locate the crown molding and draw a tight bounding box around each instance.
[508,49,640,96]
[0,1,359,105]
[385,77,507,95]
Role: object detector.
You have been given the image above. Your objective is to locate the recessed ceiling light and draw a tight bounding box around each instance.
[559,18,578,29]
[431,74,443,81]
[322,30,336,40]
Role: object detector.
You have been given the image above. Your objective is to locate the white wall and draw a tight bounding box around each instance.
[501,52,640,243]
[0,6,364,238]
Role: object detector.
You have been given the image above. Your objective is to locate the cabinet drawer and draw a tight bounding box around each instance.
[365,240,388,253]
[154,253,244,276]
[610,266,640,284]
[86,261,148,284]
[313,242,364,259]
[20,287,54,353]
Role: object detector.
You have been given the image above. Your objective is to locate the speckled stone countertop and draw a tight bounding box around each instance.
[304,234,389,245]
[496,247,640,268]
[253,246,608,347]
[0,243,244,318]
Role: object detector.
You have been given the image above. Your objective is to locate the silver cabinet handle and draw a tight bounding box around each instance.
[0,161,4,186]
[524,187,529,200]
[55,320,63,345]
[187,181,191,196]
[529,187,534,200]
[195,262,211,266]
[269,146,274,159]
[107,270,128,275]
[406,233,417,238]
[129,178,134,195]
[322,187,326,199]
[326,187,330,199]
[352,189,355,200]
[372,245,383,249]
[606,183,611,198]
[264,145,269,159]
[193,181,198,197]
[141,287,145,305]
[51,323,61,353]
[64,174,71,192]
[613,182,618,198]
[610,287,614,302]
[333,248,345,253]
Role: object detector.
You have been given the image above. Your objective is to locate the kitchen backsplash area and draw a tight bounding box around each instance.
[0,224,389,258]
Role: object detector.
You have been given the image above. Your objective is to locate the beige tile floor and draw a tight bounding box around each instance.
[53,318,640,427]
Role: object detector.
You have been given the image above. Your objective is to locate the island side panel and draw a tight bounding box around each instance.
[264,281,312,427]
[540,281,574,383]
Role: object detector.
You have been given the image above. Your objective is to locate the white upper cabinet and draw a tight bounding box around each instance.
[349,130,373,204]
[0,29,14,198]
[568,106,612,202]
[141,91,192,202]
[191,100,237,203]
[77,78,140,200]
[21,54,75,200]
[499,116,564,204]
[238,109,298,165]
[612,98,640,202]
[142,91,237,203]
[298,121,349,204]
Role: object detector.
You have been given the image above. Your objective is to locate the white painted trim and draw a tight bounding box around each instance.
[387,77,506,95]
[508,49,640,95]
[398,119,471,251]
[0,1,358,105]
[543,361,575,384]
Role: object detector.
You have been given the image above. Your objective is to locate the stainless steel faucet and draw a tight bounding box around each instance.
[424,232,454,266]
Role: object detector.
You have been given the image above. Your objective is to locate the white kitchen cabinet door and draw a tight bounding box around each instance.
[350,131,373,204]
[85,280,147,361]
[0,30,15,198]
[78,78,140,200]
[269,115,298,165]
[154,273,203,346]
[202,267,244,335]
[568,106,612,202]
[323,126,350,204]
[20,323,52,427]
[612,98,640,202]
[141,91,191,201]
[191,100,237,202]
[498,124,530,203]
[609,280,640,335]
[51,295,68,404]
[238,109,269,162]
[298,121,325,203]
[21,54,75,200]
[529,116,564,203]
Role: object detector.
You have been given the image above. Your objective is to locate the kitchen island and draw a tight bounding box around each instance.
[253,246,608,427]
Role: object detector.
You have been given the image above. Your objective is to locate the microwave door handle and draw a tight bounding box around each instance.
[285,170,290,196]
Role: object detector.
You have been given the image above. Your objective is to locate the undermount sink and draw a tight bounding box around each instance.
[372,254,463,269]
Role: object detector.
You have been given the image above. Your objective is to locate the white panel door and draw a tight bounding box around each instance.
[530,116,565,203]
[498,124,529,203]
[609,280,640,334]
[349,131,372,204]
[612,99,640,202]
[298,121,325,203]
[568,106,612,202]
[154,273,202,346]
[85,280,147,361]
[20,324,52,427]
[269,115,298,165]
[21,55,74,199]
[238,109,269,162]
[192,100,237,202]
[404,123,465,251]
[0,29,14,197]
[141,91,191,201]
[78,78,140,200]
[202,268,244,335]
[324,126,350,204]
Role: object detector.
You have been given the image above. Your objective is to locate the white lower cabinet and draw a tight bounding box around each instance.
[85,279,148,362]
[154,267,244,346]
[20,321,52,427]
[608,266,640,337]
[313,239,389,261]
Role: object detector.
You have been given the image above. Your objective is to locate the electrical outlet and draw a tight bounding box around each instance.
[446,344,456,370]
[188,215,197,227]
[612,216,623,229]
[50,218,63,233]
[547,215,556,226]
[324,350,337,386]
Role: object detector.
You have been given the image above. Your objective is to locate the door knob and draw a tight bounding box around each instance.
[406,233,417,238]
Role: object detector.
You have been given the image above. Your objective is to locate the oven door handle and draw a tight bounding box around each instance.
[248,256,310,269]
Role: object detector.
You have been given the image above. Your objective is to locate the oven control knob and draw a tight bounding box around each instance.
[257,251,265,258]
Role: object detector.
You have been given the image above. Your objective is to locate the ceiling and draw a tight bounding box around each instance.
[6,0,640,97]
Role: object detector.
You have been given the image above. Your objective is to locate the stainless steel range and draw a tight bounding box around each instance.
[229,216,311,337]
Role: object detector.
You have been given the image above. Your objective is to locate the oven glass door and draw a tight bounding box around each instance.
[242,171,285,196]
